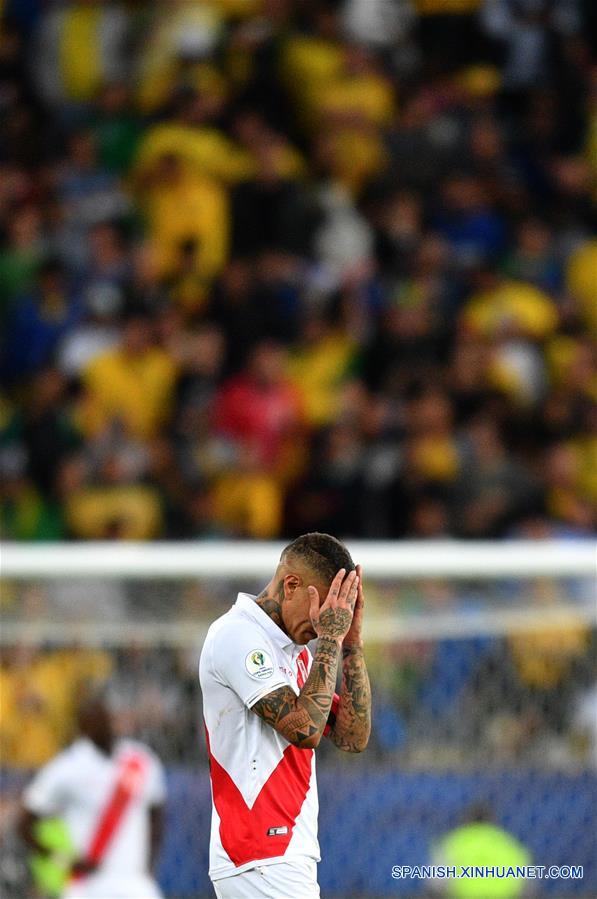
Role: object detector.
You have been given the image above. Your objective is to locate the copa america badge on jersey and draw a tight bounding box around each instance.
[245,649,275,680]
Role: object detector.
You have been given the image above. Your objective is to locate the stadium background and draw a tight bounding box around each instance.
[1,0,596,897]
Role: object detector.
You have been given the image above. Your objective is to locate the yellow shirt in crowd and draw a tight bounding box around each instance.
[143,169,229,279]
[288,332,357,427]
[65,485,163,540]
[135,124,254,184]
[212,472,282,539]
[0,650,111,768]
[462,280,558,339]
[81,347,176,439]
[566,239,597,335]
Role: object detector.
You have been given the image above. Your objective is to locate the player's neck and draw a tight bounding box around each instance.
[88,735,114,757]
[255,582,288,636]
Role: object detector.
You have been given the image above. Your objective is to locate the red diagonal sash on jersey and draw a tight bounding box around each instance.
[72,751,149,879]
[205,649,318,867]
[206,731,313,866]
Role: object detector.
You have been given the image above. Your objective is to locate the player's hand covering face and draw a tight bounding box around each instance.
[307,569,359,642]
[342,563,364,648]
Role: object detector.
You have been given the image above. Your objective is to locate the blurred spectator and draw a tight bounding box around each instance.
[211,443,284,538]
[133,88,252,186]
[434,173,507,271]
[31,0,130,108]
[0,203,45,321]
[17,368,81,497]
[55,434,162,541]
[57,230,125,377]
[80,311,176,440]
[214,340,304,476]
[139,152,228,283]
[343,0,415,50]
[481,0,582,93]
[2,259,83,384]
[0,646,111,768]
[55,131,130,271]
[0,461,64,541]
[288,312,357,427]
[90,82,143,175]
[454,415,538,536]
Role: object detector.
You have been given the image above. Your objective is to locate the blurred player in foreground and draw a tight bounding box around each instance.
[19,695,165,899]
[200,532,371,898]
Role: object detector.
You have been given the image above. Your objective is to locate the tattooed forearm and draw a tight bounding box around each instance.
[329,645,371,753]
[252,687,320,746]
[252,635,341,749]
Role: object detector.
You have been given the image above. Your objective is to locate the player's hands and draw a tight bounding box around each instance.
[308,569,359,643]
[343,563,364,649]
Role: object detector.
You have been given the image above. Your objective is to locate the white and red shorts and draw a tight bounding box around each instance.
[63,873,163,898]
[212,858,320,899]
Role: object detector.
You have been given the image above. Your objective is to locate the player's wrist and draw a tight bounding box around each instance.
[317,633,343,647]
[342,641,364,654]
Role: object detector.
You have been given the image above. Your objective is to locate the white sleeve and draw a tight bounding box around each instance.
[23,755,69,817]
[209,620,287,709]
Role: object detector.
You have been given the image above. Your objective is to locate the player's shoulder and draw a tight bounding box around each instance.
[115,740,166,803]
[117,738,163,770]
[203,600,265,650]
[31,738,86,782]
[200,599,278,688]
[58,737,92,765]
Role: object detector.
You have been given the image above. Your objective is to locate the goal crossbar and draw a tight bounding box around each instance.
[1,540,595,579]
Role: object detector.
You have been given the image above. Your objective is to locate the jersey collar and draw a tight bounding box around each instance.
[235,592,297,651]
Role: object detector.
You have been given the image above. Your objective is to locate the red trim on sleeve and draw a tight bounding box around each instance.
[296,648,310,689]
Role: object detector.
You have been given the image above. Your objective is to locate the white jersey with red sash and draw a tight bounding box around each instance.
[200,593,340,883]
[24,737,165,895]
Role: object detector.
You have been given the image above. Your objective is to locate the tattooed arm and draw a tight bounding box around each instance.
[252,569,358,750]
[328,645,371,752]
[251,636,341,749]
[328,564,371,753]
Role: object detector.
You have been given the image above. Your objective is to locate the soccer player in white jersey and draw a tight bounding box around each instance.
[200,532,372,899]
[19,695,166,899]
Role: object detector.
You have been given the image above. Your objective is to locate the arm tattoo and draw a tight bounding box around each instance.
[252,636,341,749]
[329,645,371,753]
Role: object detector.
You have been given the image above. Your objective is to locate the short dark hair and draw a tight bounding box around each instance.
[281,532,355,582]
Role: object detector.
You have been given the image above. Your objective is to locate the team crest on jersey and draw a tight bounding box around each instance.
[245,649,274,680]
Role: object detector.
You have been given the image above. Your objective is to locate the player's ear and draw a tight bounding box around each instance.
[283,574,300,598]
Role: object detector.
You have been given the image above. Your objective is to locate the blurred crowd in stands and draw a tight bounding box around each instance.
[0,0,595,542]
